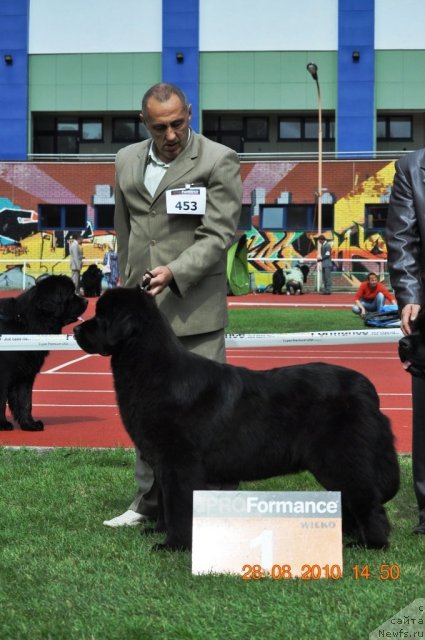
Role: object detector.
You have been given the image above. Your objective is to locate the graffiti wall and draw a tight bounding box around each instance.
[0,159,396,289]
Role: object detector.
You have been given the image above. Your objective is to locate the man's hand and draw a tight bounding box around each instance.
[143,266,173,297]
[400,303,421,336]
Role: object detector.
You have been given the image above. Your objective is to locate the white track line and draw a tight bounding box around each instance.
[45,353,95,374]
[32,403,118,408]
[41,371,111,375]
[33,389,114,393]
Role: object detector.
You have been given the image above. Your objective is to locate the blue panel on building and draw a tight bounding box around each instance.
[337,0,375,156]
[0,0,29,160]
[162,0,199,132]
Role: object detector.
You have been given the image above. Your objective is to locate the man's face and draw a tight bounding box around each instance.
[140,93,192,163]
[368,276,378,288]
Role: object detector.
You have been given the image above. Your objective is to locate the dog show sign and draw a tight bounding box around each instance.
[192,491,342,579]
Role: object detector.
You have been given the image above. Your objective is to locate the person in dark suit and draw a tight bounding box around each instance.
[317,235,332,294]
[104,82,242,527]
[387,148,425,534]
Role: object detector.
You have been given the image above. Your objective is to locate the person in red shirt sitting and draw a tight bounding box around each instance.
[352,272,396,318]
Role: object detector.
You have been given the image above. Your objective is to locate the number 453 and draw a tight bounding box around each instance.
[175,201,197,211]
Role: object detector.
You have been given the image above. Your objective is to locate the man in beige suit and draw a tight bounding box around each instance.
[104,82,242,527]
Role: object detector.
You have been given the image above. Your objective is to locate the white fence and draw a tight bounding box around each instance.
[0,257,390,292]
[0,328,403,352]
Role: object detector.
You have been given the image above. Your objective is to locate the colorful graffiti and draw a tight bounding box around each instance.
[0,159,396,289]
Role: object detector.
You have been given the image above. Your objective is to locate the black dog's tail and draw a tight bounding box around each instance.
[375,412,400,504]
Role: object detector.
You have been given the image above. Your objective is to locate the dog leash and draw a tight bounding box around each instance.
[140,270,154,292]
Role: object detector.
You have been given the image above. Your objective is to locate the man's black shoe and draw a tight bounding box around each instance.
[413,520,425,534]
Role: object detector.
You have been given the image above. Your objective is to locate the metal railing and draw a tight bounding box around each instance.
[0,257,390,293]
[25,150,409,163]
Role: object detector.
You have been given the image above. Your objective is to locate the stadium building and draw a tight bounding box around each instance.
[0,0,424,290]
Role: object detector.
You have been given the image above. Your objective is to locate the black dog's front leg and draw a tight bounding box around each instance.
[0,380,13,431]
[153,459,207,552]
[0,384,14,430]
[139,486,167,536]
[8,381,44,431]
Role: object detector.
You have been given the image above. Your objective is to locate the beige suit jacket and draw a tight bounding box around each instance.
[114,132,242,336]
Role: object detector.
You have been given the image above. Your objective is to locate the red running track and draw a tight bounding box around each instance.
[0,292,411,453]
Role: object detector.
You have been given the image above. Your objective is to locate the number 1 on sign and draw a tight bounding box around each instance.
[250,529,273,570]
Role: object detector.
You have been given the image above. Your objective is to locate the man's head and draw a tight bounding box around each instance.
[140,83,192,163]
[367,272,379,288]
[318,235,326,244]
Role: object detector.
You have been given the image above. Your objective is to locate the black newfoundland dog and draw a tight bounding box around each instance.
[81,264,103,297]
[272,266,286,294]
[0,275,87,431]
[74,286,399,551]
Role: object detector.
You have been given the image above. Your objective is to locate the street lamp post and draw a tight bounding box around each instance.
[307,62,323,292]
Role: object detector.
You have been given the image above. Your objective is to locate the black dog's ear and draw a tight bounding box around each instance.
[0,298,19,323]
[101,287,156,347]
[105,311,141,347]
[31,276,76,317]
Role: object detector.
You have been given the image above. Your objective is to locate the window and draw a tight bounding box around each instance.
[245,117,269,141]
[81,120,103,142]
[112,118,149,143]
[202,113,270,152]
[377,116,412,140]
[260,204,334,231]
[278,116,335,141]
[202,113,244,152]
[33,116,104,154]
[365,204,389,229]
[95,204,115,229]
[57,119,78,132]
[38,204,87,230]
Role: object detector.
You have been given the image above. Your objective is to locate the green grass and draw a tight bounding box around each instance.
[0,449,422,640]
[0,306,412,640]
[227,307,364,333]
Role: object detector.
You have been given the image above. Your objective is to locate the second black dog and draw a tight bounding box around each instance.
[74,287,400,551]
[272,266,286,294]
[0,275,87,431]
[81,264,103,297]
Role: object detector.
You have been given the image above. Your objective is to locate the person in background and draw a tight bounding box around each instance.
[386,148,425,535]
[102,246,119,288]
[104,82,242,527]
[285,263,304,295]
[352,272,396,318]
[69,236,83,292]
[317,235,332,295]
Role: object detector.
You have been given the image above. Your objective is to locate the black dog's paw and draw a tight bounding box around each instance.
[0,420,14,431]
[21,420,44,431]
[140,526,157,536]
[140,521,167,536]
[345,539,389,550]
[151,541,190,552]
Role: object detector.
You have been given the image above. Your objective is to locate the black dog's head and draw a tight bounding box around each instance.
[0,275,88,334]
[74,286,159,356]
[399,309,425,378]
